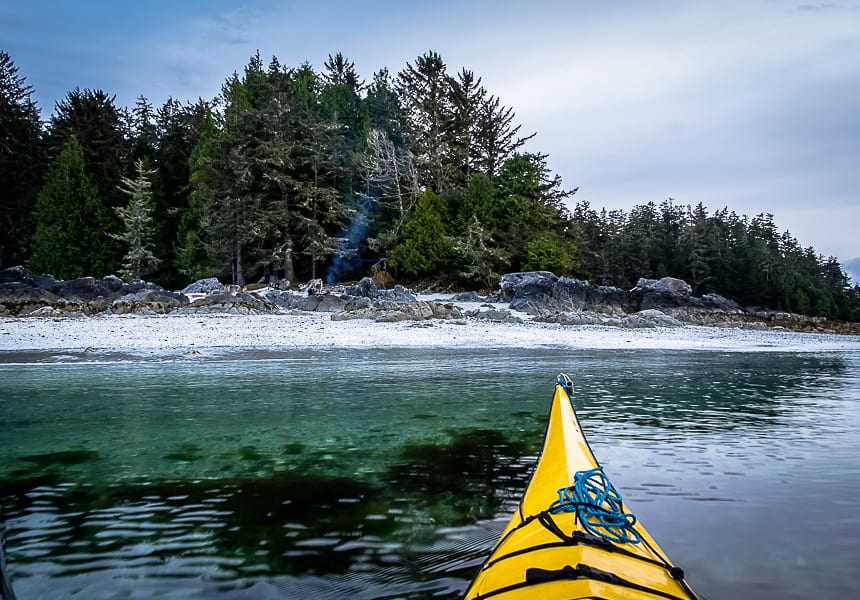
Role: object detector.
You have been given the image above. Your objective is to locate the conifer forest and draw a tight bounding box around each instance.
[1,49,858,320]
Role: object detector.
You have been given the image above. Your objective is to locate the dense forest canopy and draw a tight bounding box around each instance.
[1,49,858,320]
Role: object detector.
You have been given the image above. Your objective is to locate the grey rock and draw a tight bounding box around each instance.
[623,309,684,328]
[630,277,692,310]
[374,311,412,323]
[533,311,608,326]
[0,282,61,315]
[302,294,349,313]
[182,278,227,295]
[448,291,482,302]
[0,265,34,284]
[376,285,416,305]
[499,271,557,302]
[111,289,188,315]
[343,277,378,299]
[176,290,277,314]
[431,303,463,319]
[468,308,523,324]
[332,300,462,323]
[698,293,743,312]
[500,272,628,316]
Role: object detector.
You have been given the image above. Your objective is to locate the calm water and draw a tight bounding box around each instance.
[1,348,859,599]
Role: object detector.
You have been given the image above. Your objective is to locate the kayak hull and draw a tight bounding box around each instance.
[463,378,697,600]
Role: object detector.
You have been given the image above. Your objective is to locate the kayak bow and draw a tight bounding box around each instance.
[463,374,698,600]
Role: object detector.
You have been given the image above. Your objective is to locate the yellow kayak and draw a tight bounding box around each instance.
[463,375,698,600]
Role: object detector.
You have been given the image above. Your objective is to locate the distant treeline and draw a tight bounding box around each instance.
[1,49,858,320]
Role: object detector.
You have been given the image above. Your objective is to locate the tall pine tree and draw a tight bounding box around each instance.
[30,138,114,278]
[0,50,45,267]
[111,159,160,280]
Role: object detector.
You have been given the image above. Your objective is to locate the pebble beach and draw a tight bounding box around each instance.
[2,304,858,355]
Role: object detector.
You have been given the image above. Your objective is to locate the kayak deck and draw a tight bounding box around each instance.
[463,376,697,600]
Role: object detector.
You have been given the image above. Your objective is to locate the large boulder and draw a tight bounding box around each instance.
[53,275,123,302]
[629,277,692,310]
[0,282,62,315]
[331,300,463,322]
[448,291,482,303]
[499,271,556,303]
[374,285,417,308]
[0,267,177,315]
[533,311,611,326]
[111,289,188,315]
[182,277,228,295]
[0,265,34,285]
[343,277,378,299]
[175,290,277,314]
[499,272,628,315]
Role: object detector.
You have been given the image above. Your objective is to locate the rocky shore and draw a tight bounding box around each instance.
[1,266,857,335]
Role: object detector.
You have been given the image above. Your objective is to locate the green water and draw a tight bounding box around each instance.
[1,348,858,599]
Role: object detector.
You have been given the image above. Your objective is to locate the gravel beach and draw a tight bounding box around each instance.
[2,308,858,355]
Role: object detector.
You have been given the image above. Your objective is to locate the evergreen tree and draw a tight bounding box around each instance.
[47,87,128,272]
[193,69,264,287]
[128,95,157,165]
[48,87,128,208]
[0,50,45,267]
[396,51,454,194]
[30,138,114,278]
[448,68,485,188]
[154,97,213,286]
[177,103,220,282]
[321,52,364,201]
[493,152,575,271]
[389,188,451,276]
[473,93,533,178]
[361,68,408,146]
[289,62,352,279]
[523,231,577,273]
[111,159,160,280]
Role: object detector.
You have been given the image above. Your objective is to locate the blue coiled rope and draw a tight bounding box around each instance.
[549,467,641,544]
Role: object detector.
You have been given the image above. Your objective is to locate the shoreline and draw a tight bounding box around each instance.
[2,311,859,356]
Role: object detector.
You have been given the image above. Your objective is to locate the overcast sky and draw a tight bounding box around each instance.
[3,0,858,277]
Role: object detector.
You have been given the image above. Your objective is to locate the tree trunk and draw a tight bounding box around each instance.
[235,239,245,287]
[283,241,295,283]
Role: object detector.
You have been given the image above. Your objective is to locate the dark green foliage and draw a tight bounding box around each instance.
[30,138,115,278]
[48,87,128,209]
[2,48,857,320]
[0,50,45,267]
[390,188,451,276]
[153,98,214,287]
[568,199,857,320]
[490,153,576,271]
